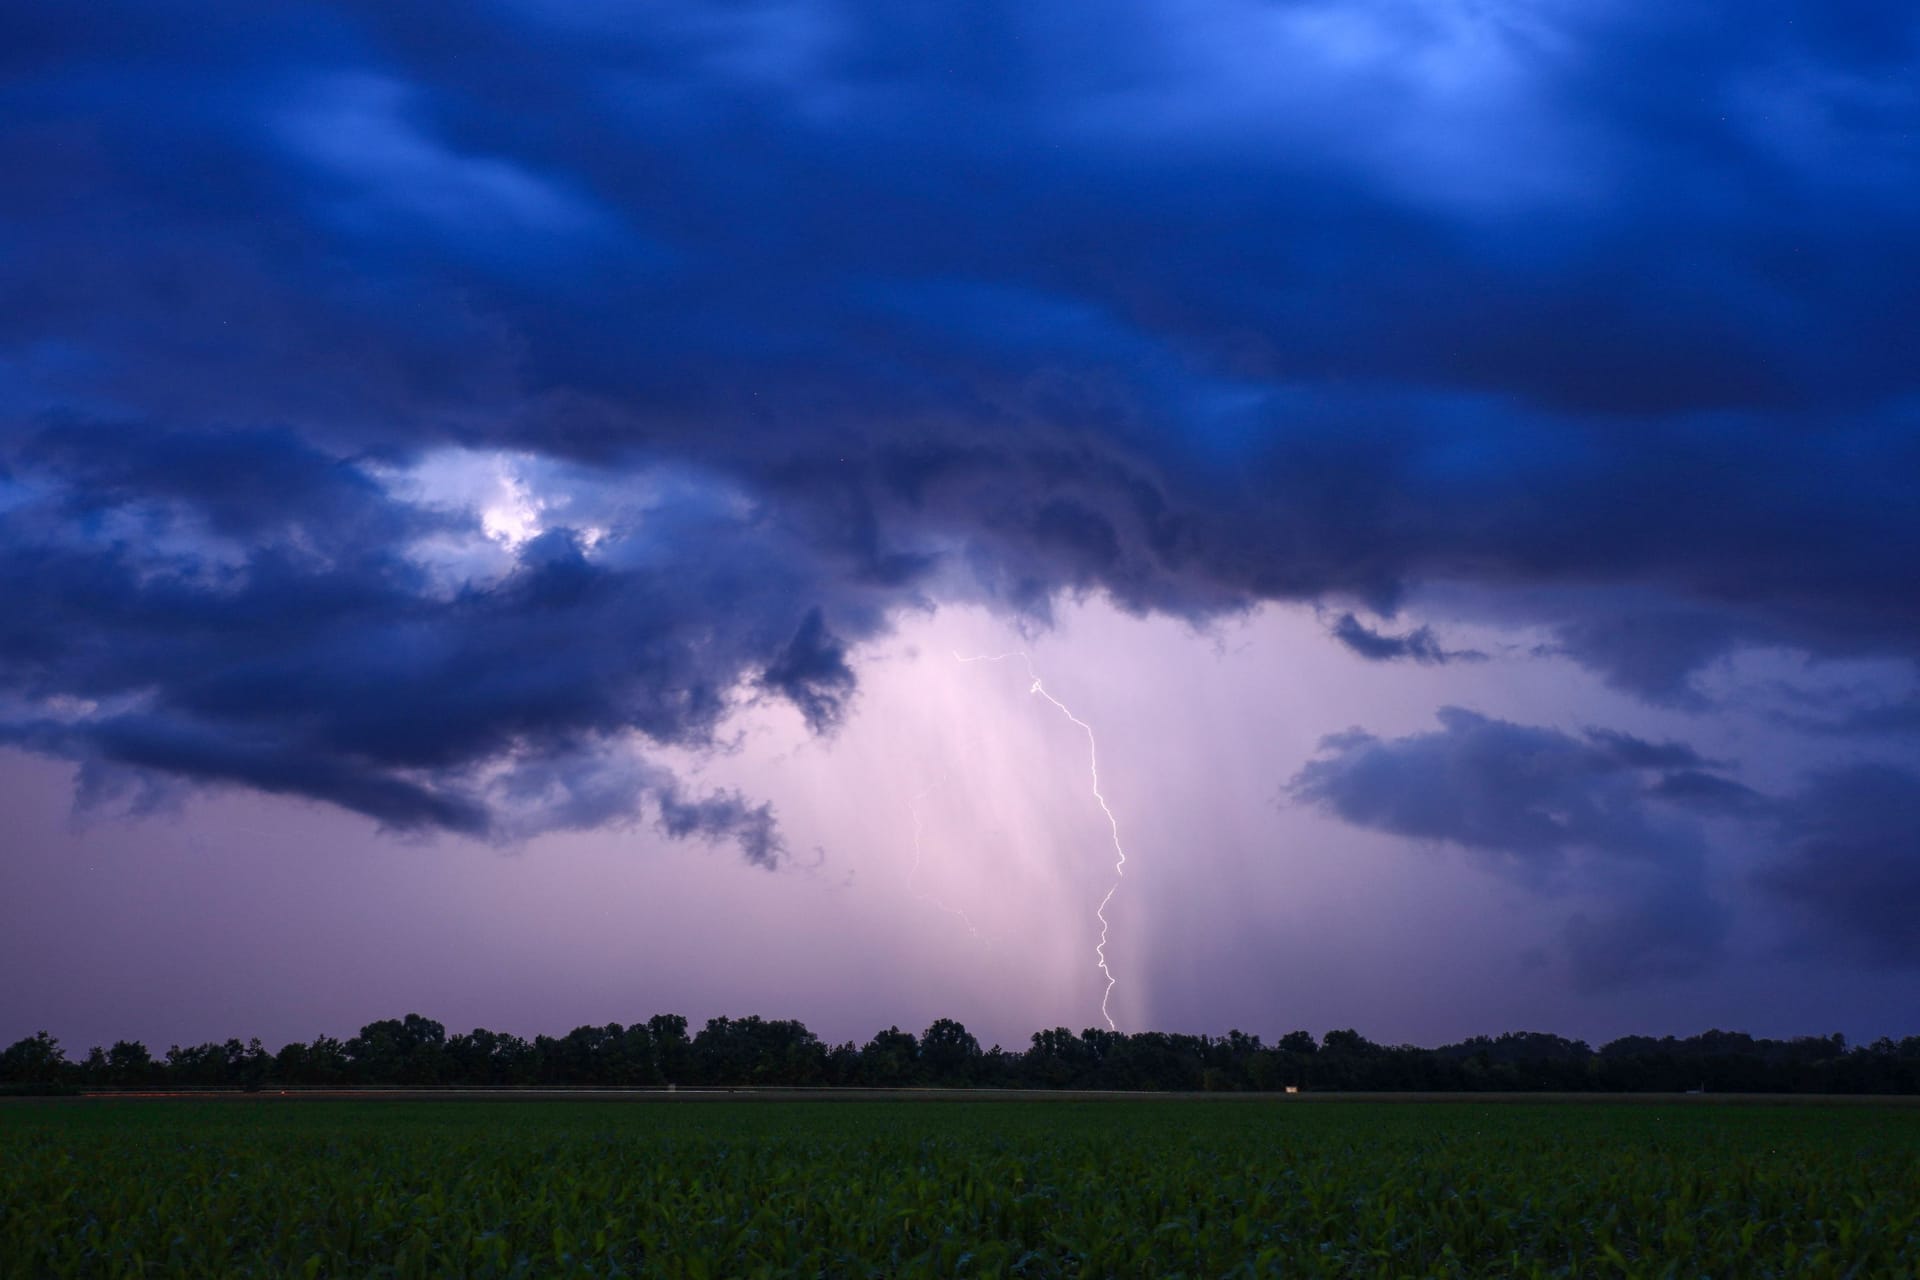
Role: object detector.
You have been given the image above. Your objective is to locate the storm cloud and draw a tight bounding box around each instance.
[1330,614,1484,666]
[1758,764,1920,968]
[1288,708,1735,988]
[3,2,1919,856]
[0,423,883,858]
[1291,707,1920,984]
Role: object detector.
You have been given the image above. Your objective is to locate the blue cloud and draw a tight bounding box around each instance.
[1759,764,1920,968]
[1288,707,1734,988]
[1,0,1917,857]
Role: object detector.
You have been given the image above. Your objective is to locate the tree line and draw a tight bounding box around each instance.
[5,1016,1918,1094]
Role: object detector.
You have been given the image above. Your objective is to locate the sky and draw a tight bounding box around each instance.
[2,1,1917,1054]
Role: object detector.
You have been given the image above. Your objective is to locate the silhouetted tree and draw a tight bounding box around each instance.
[860,1026,920,1086]
[14,1012,1920,1094]
[0,1031,70,1087]
[920,1019,982,1084]
[348,1015,447,1085]
[648,1014,691,1083]
[106,1039,155,1087]
[691,1016,825,1085]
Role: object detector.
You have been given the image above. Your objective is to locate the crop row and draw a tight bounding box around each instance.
[3,1100,1916,1277]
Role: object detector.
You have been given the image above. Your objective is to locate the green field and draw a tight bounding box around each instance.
[4,1099,1916,1277]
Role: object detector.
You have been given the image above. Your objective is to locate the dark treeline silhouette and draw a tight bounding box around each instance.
[5,1017,1919,1094]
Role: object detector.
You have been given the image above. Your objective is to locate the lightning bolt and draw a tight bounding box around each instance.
[953,650,1129,1031]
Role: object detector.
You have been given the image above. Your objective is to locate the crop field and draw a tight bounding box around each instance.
[3,1098,1917,1278]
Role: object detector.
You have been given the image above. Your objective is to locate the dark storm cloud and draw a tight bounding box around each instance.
[3,1,1919,844]
[759,608,859,734]
[1774,693,1920,738]
[1758,764,1920,967]
[1581,729,1718,773]
[21,420,423,548]
[1646,769,1768,816]
[1818,700,1920,736]
[1293,707,1920,977]
[1289,710,1738,870]
[1330,613,1484,666]
[496,750,783,867]
[1545,609,1749,708]
[1289,708,1732,988]
[0,424,882,859]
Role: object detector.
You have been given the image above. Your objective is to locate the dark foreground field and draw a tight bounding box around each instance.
[4,1098,1917,1277]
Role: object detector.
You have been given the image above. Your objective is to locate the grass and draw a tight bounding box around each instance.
[3,1098,1916,1277]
